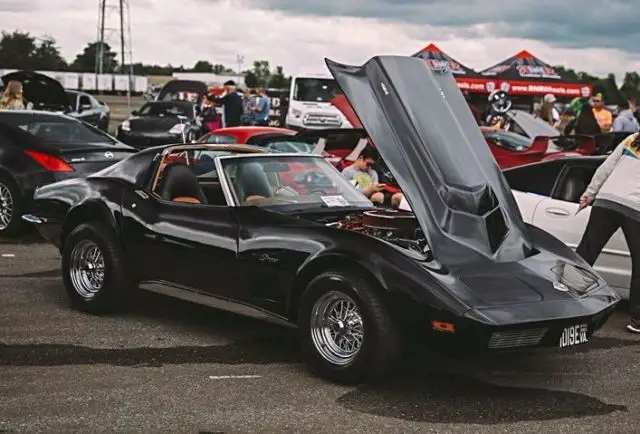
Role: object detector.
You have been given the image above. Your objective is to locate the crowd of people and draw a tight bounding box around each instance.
[200,80,272,130]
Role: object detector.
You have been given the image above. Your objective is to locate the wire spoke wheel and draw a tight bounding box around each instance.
[0,182,14,230]
[68,240,106,299]
[310,291,364,366]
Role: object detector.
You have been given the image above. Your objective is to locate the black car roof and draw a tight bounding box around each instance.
[143,100,195,108]
[0,109,78,122]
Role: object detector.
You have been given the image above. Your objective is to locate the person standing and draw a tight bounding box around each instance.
[241,88,255,125]
[591,93,613,132]
[213,80,243,127]
[612,100,640,133]
[0,80,26,110]
[538,93,560,126]
[576,132,640,333]
[252,87,271,126]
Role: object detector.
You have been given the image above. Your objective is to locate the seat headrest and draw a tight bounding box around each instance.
[235,162,273,200]
[160,162,207,204]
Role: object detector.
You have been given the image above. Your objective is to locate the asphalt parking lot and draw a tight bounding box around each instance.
[1,234,639,433]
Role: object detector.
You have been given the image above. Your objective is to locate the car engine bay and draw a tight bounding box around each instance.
[322,209,429,255]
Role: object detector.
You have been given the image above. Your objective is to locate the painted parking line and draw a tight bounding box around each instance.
[1,253,15,257]
[208,375,262,380]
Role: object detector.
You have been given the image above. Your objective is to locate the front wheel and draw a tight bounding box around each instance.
[297,269,402,384]
[62,221,132,313]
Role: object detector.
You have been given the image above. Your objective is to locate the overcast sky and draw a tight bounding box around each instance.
[2,0,639,81]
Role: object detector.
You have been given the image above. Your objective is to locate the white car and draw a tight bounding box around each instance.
[401,155,630,299]
[506,156,630,299]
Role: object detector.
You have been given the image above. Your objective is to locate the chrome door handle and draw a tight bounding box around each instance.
[545,207,570,217]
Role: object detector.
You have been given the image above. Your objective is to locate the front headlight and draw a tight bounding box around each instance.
[120,120,130,131]
[292,109,302,117]
[169,123,185,134]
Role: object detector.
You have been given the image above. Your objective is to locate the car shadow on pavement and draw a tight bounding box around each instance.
[336,370,628,424]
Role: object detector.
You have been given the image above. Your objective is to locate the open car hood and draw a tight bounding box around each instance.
[325,56,533,266]
[0,70,70,111]
[507,110,559,139]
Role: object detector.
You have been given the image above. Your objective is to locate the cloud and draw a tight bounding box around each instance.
[0,0,638,83]
[240,0,640,54]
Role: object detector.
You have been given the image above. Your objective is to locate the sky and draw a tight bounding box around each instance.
[1,0,639,81]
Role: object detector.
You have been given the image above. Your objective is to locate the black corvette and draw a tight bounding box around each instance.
[116,101,203,149]
[22,56,619,383]
[0,110,135,236]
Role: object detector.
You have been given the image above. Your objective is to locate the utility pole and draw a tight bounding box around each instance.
[236,54,245,84]
[95,0,134,107]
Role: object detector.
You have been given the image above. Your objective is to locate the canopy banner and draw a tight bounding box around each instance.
[495,80,593,97]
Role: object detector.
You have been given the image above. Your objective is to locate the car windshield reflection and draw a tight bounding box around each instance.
[220,155,372,210]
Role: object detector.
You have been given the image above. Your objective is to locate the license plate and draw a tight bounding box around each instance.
[559,323,588,348]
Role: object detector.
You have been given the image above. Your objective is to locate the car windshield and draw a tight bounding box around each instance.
[264,141,314,153]
[220,155,372,210]
[0,112,116,146]
[139,103,191,117]
[483,130,533,151]
[293,78,341,102]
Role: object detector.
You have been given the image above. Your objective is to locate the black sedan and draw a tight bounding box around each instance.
[0,110,135,236]
[116,101,202,149]
[22,56,619,384]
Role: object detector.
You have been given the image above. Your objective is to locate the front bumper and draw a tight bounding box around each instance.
[422,285,621,353]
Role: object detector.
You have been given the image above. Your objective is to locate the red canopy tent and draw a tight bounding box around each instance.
[412,44,490,93]
[480,50,592,98]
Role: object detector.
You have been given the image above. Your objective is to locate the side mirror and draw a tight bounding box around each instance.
[131,110,138,116]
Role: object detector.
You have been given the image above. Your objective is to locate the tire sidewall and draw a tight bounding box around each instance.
[61,222,124,311]
[0,175,23,237]
[298,270,388,381]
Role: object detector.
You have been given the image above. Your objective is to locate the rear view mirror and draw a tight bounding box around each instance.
[131,110,139,116]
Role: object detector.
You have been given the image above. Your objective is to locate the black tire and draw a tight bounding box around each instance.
[61,221,132,314]
[0,174,24,237]
[297,268,402,384]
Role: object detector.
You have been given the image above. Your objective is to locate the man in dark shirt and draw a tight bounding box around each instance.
[215,80,243,127]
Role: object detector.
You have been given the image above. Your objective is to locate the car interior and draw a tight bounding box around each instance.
[151,150,228,206]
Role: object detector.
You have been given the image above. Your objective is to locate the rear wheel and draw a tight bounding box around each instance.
[298,269,402,384]
[62,222,132,313]
[0,176,24,237]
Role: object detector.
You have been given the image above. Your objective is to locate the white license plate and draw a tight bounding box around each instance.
[559,323,588,348]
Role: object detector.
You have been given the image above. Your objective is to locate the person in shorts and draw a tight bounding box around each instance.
[341,147,403,207]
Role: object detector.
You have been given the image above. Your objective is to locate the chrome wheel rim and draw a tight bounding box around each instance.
[0,182,13,231]
[310,291,364,366]
[69,240,105,299]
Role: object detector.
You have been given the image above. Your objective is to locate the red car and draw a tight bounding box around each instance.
[330,94,596,169]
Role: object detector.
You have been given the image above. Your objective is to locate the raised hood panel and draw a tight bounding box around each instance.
[325,56,533,266]
[1,71,70,111]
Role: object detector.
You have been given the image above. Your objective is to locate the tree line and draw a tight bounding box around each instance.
[1,30,639,101]
[0,30,290,89]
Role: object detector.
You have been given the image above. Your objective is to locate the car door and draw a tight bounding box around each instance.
[120,187,241,300]
[77,94,100,126]
[530,163,631,293]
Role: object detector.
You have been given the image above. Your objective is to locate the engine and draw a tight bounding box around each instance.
[328,209,428,254]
